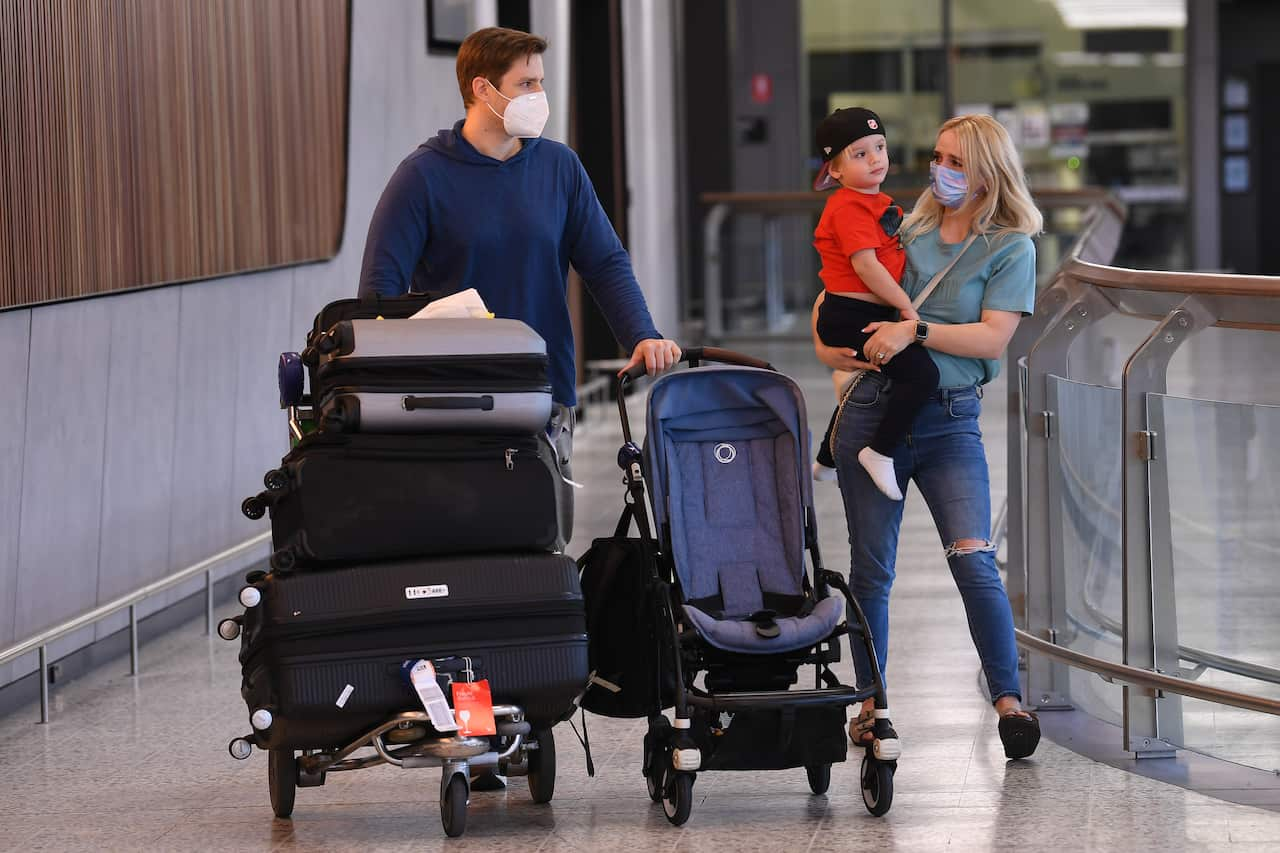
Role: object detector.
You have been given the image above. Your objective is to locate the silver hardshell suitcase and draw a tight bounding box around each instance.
[304,318,553,434]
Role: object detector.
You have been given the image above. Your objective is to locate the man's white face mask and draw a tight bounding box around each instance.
[484,80,549,138]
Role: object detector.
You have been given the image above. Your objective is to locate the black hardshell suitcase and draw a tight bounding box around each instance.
[247,431,564,570]
[239,553,588,750]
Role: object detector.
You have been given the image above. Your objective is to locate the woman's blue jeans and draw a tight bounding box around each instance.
[832,372,1022,704]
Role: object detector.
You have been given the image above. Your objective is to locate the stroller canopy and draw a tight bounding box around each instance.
[643,366,838,653]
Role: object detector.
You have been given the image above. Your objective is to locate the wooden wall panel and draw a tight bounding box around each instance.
[0,0,349,310]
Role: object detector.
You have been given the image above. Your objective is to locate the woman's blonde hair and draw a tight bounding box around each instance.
[901,114,1043,243]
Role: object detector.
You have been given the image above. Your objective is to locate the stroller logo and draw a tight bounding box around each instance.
[713,443,737,464]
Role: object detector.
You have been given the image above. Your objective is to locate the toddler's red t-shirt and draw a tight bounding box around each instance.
[813,188,905,294]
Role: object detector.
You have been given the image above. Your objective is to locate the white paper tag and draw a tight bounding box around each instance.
[405,584,449,600]
[336,684,354,708]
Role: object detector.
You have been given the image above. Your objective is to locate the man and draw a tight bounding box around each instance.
[358,25,680,468]
[358,25,678,791]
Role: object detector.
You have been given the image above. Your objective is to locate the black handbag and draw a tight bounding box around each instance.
[577,506,673,717]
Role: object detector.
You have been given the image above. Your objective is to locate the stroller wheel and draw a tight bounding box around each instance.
[440,773,468,838]
[527,727,556,804]
[860,755,895,817]
[805,763,832,795]
[644,747,666,803]
[643,728,669,803]
[268,749,297,819]
[662,771,694,826]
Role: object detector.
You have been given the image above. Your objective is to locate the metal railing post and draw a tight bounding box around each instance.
[39,645,49,725]
[1022,284,1114,710]
[204,570,213,636]
[762,215,785,332]
[1119,295,1215,756]
[129,604,139,676]
[1004,277,1080,633]
[702,203,730,340]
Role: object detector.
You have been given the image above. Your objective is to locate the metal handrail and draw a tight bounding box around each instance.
[0,530,271,723]
[699,186,1120,212]
[1064,256,1280,300]
[1015,629,1280,717]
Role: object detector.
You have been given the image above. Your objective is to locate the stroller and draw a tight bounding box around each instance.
[608,347,900,824]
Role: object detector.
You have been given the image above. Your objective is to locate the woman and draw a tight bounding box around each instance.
[813,114,1042,760]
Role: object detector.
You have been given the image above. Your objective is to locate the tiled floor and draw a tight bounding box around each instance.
[2,341,1279,851]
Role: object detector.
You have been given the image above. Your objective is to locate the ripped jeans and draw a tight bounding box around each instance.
[832,373,1021,703]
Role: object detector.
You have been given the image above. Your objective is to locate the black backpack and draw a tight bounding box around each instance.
[576,506,674,717]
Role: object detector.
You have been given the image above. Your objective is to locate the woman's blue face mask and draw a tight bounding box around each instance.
[930,161,970,208]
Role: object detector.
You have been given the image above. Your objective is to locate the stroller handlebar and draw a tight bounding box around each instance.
[614,346,776,444]
[617,346,775,384]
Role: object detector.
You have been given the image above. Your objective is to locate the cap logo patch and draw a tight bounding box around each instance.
[823,146,832,155]
[867,119,878,129]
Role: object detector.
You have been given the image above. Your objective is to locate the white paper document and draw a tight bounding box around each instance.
[410,288,493,320]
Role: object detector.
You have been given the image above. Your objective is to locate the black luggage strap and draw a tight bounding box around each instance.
[569,708,596,777]
[614,503,634,538]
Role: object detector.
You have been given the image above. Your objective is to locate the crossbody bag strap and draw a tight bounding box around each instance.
[910,232,979,310]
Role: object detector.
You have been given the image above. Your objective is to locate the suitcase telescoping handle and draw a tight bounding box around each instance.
[401,395,496,412]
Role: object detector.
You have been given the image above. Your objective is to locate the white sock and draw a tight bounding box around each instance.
[858,447,903,500]
[812,461,838,482]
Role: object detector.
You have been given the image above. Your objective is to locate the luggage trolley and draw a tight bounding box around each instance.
[227,293,577,838]
[220,680,555,838]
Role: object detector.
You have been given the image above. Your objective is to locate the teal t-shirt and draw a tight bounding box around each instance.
[900,229,1037,388]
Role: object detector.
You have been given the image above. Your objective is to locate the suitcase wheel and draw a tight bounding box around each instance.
[241,495,267,521]
[263,468,290,492]
[278,353,305,409]
[270,548,297,572]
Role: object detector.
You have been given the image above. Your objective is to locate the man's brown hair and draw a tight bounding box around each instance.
[456,27,548,107]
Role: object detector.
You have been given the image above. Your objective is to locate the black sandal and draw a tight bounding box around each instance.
[998,711,1040,760]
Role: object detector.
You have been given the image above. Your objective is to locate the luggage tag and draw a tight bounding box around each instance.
[451,679,497,737]
[401,659,459,733]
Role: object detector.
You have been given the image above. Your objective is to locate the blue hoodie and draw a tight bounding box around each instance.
[358,121,662,406]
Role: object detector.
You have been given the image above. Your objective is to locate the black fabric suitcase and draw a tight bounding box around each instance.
[307,318,553,435]
[238,553,588,750]
[248,430,564,570]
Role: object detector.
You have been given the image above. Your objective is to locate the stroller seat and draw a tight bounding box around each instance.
[683,598,844,655]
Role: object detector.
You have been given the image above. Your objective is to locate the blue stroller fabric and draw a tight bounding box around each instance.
[643,367,841,654]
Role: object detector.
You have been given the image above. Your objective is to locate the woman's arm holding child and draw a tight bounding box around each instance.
[859,309,1022,365]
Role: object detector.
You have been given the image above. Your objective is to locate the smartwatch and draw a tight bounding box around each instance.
[915,321,930,342]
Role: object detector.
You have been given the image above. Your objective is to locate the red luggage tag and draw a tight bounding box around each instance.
[451,679,497,736]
